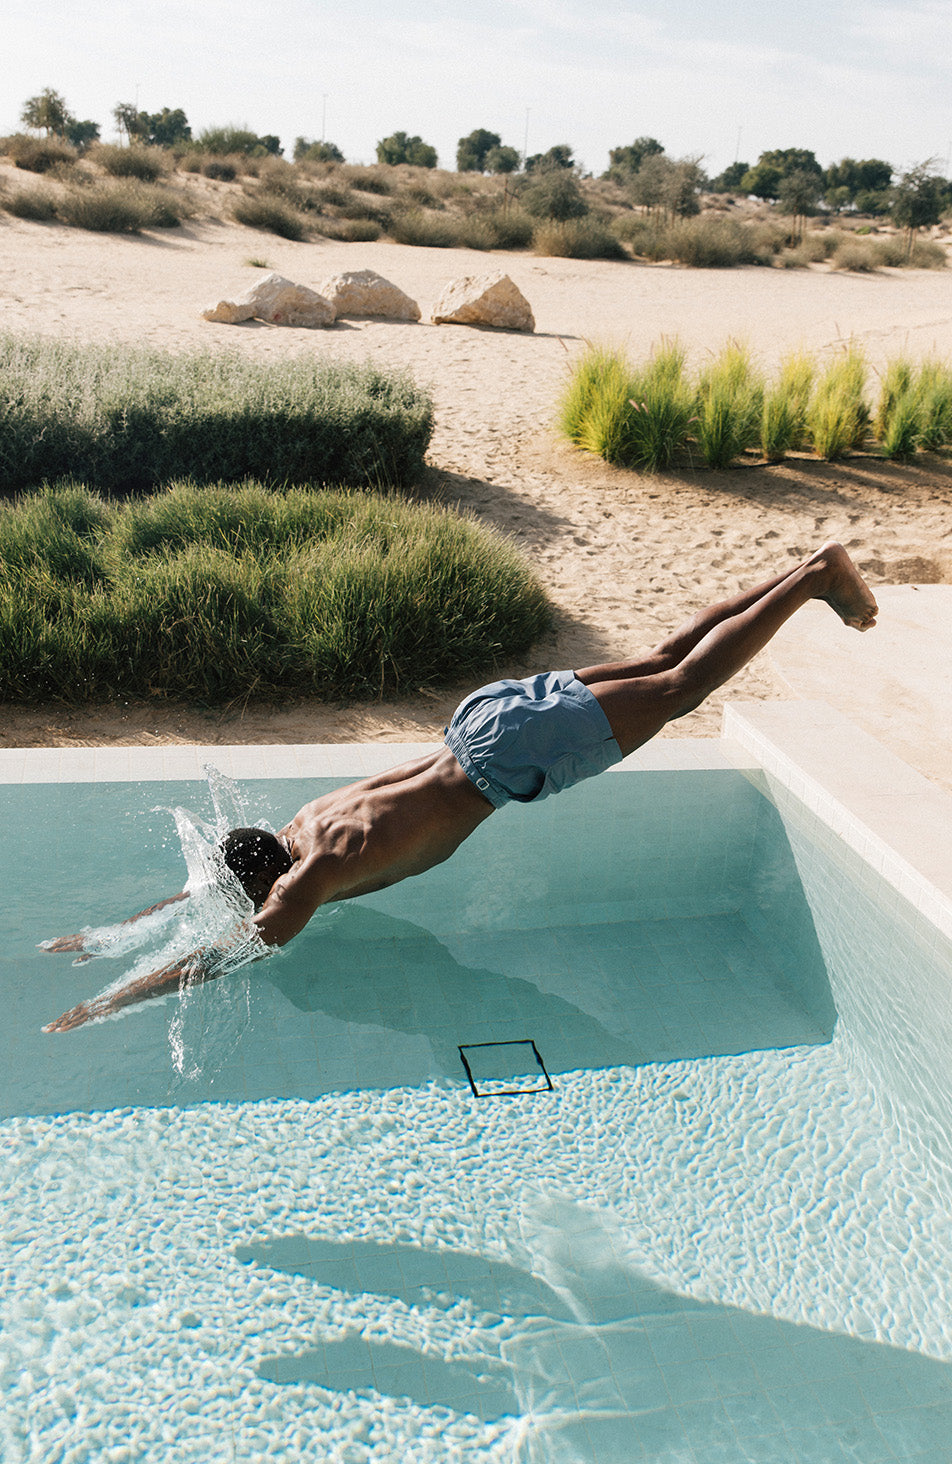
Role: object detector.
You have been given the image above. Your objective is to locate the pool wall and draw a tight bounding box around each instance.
[726,700,952,1175]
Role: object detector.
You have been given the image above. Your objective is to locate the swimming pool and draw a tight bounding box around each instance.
[3,715,952,1463]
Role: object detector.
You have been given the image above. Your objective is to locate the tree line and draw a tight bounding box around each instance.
[13,90,951,233]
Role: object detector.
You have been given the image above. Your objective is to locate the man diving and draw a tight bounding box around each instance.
[43,543,877,1032]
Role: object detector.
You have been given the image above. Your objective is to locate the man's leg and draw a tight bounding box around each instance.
[576,564,803,684]
[579,543,877,757]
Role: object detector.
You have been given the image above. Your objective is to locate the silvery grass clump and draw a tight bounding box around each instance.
[0,483,551,703]
[0,335,433,492]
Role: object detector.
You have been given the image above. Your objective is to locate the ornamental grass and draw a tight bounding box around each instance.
[0,483,551,703]
[560,339,952,469]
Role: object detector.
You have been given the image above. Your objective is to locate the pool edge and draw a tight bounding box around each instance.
[724,699,952,944]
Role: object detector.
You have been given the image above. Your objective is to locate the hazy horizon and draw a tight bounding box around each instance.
[7,0,951,176]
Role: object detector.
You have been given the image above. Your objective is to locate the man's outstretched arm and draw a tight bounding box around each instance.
[43,857,333,1032]
[43,953,202,1032]
[40,892,190,955]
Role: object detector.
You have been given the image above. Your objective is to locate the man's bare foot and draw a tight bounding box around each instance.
[814,542,878,630]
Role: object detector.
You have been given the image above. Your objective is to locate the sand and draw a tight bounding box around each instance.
[2,201,952,750]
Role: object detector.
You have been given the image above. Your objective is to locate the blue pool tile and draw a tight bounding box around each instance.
[706,1349,763,1396]
[810,1373,874,1423]
[783,1420,891,1463]
[613,1368,668,1411]
[661,1358,719,1403]
[753,1347,814,1389]
[873,1401,952,1456]
[676,1397,740,1450]
[721,1390,783,1439]
[649,1320,704,1366]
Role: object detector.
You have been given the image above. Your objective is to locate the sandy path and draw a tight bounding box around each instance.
[2,210,951,748]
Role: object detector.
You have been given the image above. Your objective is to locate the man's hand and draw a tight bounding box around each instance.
[43,1000,98,1033]
[39,933,89,954]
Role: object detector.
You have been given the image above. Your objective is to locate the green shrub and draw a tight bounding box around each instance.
[56,181,185,233]
[792,230,834,263]
[95,145,167,181]
[456,216,496,250]
[318,183,352,208]
[559,345,635,460]
[560,341,694,469]
[203,159,237,181]
[832,239,880,272]
[3,189,58,222]
[559,337,952,470]
[0,336,434,493]
[316,218,382,242]
[871,236,906,266]
[195,126,279,158]
[403,183,439,208]
[693,345,764,467]
[611,213,784,268]
[388,210,461,247]
[875,357,952,456]
[482,209,534,250]
[879,388,922,458]
[520,172,588,221]
[908,238,948,268]
[336,195,389,223]
[532,218,627,260]
[807,349,870,458]
[340,165,392,195]
[874,358,915,440]
[0,483,551,702]
[454,208,533,251]
[7,134,76,173]
[232,195,310,240]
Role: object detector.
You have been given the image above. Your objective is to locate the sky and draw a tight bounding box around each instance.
[6,0,952,176]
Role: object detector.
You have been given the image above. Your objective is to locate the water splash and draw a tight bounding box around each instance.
[45,767,274,1079]
[163,766,269,1082]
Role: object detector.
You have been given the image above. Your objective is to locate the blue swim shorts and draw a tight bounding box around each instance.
[444,669,623,809]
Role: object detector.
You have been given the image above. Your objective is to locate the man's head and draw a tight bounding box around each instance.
[218,827,293,907]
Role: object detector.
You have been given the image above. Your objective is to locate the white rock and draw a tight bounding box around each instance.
[245,271,335,327]
[431,272,534,331]
[201,272,335,328]
[201,298,256,324]
[317,269,420,321]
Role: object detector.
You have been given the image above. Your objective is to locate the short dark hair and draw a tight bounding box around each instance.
[218,827,292,901]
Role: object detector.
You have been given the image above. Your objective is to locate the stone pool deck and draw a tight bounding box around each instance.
[769,583,952,796]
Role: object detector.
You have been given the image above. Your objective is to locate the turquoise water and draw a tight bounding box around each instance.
[3,770,952,1461]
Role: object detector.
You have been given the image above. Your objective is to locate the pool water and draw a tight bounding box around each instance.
[3,769,952,1462]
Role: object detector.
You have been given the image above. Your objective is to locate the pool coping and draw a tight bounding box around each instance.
[724,700,952,945]
[0,736,741,783]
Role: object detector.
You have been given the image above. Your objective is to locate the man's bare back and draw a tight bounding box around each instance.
[43,543,877,1033]
[259,749,495,944]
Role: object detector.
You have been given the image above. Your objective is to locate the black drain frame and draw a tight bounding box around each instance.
[458,1039,554,1098]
